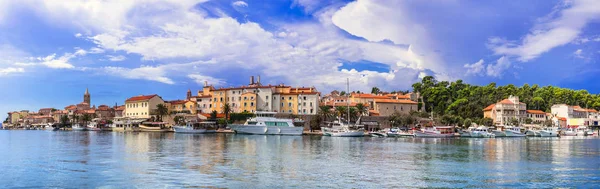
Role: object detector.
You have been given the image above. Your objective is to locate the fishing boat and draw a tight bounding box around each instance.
[504,126,526,137]
[539,127,559,137]
[414,126,455,138]
[139,122,171,132]
[386,128,414,137]
[470,126,495,138]
[491,126,507,137]
[174,121,218,134]
[322,121,365,137]
[525,127,542,137]
[458,127,475,137]
[230,112,304,135]
[71,123,88,131]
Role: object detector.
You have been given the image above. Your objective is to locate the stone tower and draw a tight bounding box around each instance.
[84,88,91,105]
[187,89,192,100]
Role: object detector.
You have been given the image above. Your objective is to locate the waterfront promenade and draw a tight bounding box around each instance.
[1,130,599,188]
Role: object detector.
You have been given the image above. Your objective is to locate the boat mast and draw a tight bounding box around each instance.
[346,78,350,125]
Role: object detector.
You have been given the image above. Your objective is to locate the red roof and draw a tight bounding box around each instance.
[374,99,417,104]
[483,104,495,111]
[322,102,369,107]
[352,93,390,99]
[115,106,125,111]
[200,113,226,118]
[126,94,159,102]
[168,100,187,105]
[526,110,545,114]
[499,99,524,105]
[557,117,567,121]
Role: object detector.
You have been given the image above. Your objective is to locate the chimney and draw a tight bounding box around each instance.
[204,81,208,87]
[257,75,261,84]
[250,76,255,84]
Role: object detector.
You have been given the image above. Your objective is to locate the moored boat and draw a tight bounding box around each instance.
[504,126,526,137]
[470,126,495,138]
[174,121,217,134]
[525,127,541,137]
[414,126,455,138]
[386,128,414,137]
[139,122,171,132]
[230,112,304,135]
[71,124,88,131]
[539,127,559,137]
[492,126,507,137]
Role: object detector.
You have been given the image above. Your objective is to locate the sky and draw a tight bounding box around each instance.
[0,0,599,120]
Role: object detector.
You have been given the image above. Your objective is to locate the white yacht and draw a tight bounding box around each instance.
[470,126,495,138]
[230,112,304,135]
[458,127,475,137]
[504,126,526,137]
[491,126,507,137]
[563,127,578,136]
[414,126,455,138]
[539,127,559,137]
[321,120,365,137]
[174,121,217,134]
[525,127,542,137]
[71,123,88,131]
[386,128,414,137]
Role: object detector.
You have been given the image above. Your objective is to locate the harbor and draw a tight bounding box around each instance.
[0,130,598,188]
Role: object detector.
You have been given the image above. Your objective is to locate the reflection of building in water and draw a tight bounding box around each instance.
[123,132,151,163]
[181,134,228,175]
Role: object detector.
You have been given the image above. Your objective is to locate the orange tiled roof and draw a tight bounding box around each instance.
[352,93,390,99]
[200,113,226,118]
[557,117,567,121]
[499,99,524,104]
[126,94,159,102]
[168,100,187,105]
[115,106,125,111]
[273,92,320,95]
[322,102,369,107]
[65,105,77,110]
[586,109,598,113]
[374,99,417,104]
[483,104,495,111]
[368,110,380,116]
[526,110,545,114]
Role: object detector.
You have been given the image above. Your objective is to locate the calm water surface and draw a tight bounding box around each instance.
[0,130,599,188]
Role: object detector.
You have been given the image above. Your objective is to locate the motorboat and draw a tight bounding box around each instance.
[539,127,559,137]
[71,123,88,131]
[504,126,526,137]
[563,127,578,136]
[414,126,455,138]
[525,127,542,137]
[470,126,495,138]
[174,121,218,134]
[491,126,507,137]
[386,128,414,137]
[230,112,304,135]
[321,120,365,137]
[458,127,475,137]
[139,122,171,132]
[369,131,387,137]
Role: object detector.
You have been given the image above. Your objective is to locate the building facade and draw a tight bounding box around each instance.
[526,110,547,124]
[483,95,527,125]
[124,94,165,119]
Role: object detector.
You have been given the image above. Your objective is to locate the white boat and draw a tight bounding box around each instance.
[492,126,507,137]
[539,127,559,137]
[230,112,304,135]
[470,126,495,138]
[71,124,88,131]
[563,127,578,136]
[504,126,526,137]
[458,127,475,137]
[386,128,414,137]
[174,121,217,134]
[414,126,455,138]
[139,122,171,132]
[369,132,387,137]
[525,127,541,137]
[577,127,593,136]
[321,121,365,137]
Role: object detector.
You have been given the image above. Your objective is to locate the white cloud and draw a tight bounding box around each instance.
[102,66,175,84]
[106,55,126,62]
[232,1,248,7]
[188,74,226,86]
[292,0,322,13]
[74,33,82,38]
[574,49,584,58]
[486,56,511,77]
[464,59,485,76]
[487,0,600,62]
[89,47,105,54]
[0,67,24,76]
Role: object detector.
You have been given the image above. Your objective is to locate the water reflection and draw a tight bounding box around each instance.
[0,131,599,188]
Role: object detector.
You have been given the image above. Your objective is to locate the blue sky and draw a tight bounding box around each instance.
[0,0,599,120]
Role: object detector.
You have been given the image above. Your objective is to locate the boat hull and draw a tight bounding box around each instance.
[387,132,414,137]
[230,125,303,135]
[504,130,526,137]
[139,125,172,132]
[72,127,88,131]
[492,130,506,137]
[330,131,365,137]
[471,131,495,138]
[414,131,454,138]
[525,130,540,137]
[539,131,559,137]
[173,126,216,134]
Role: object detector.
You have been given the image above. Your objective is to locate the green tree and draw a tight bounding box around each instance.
[210,110,218,121]
[60,115,69,129]
[82,114,91,127]
[481,117,494,126]
[155,104,169,122]
[223,103,231,126]
[173,116,184,125]
[525,118,533,124]
[355,103,368,116]
[371,87,381,94]
[335,106,347,119]
[509,118,519,126]
[463,118,472,128]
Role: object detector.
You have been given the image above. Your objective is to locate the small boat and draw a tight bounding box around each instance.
[321,120,365,137]
[504,126,526,137]
[174,121,217,134]
[139,122,171,132]
[369,132,387,137]
[525,127,541,137]
[414,126,455,138]
[230,112,304,135]
[539,127,559,137]
[563,127,578,136]
[491,126,507,137]
[71,124,88,131]
[470,126,495,138]
[458,127,475,137]
[386,128,414,137]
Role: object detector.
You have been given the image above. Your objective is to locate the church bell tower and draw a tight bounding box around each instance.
[84,88,91,105]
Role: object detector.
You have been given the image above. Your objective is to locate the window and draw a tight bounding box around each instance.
[310,102,313,107]
[251,96,254,100]
[303,102,306,106]
[310,109,313,113]
[289,97,292,100]
[232,103,236,107]
[214,98,217,101]
[273,97,276,100]
[266,102,269,106]
[288,110,292,113]
[238,97,241,101]
[244,97,247,100]
[281,97,284,100]
[209,104,212,108]
[281,103,284,107]
[303,96,307,100]
[251,102,254,107]
[266,96,269,100]
[288,103,292,107]
[244,103,247,107]
[199,99,202,102]
[401,106,403,111]
[394,106,396,110]
[220,97,223,102]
